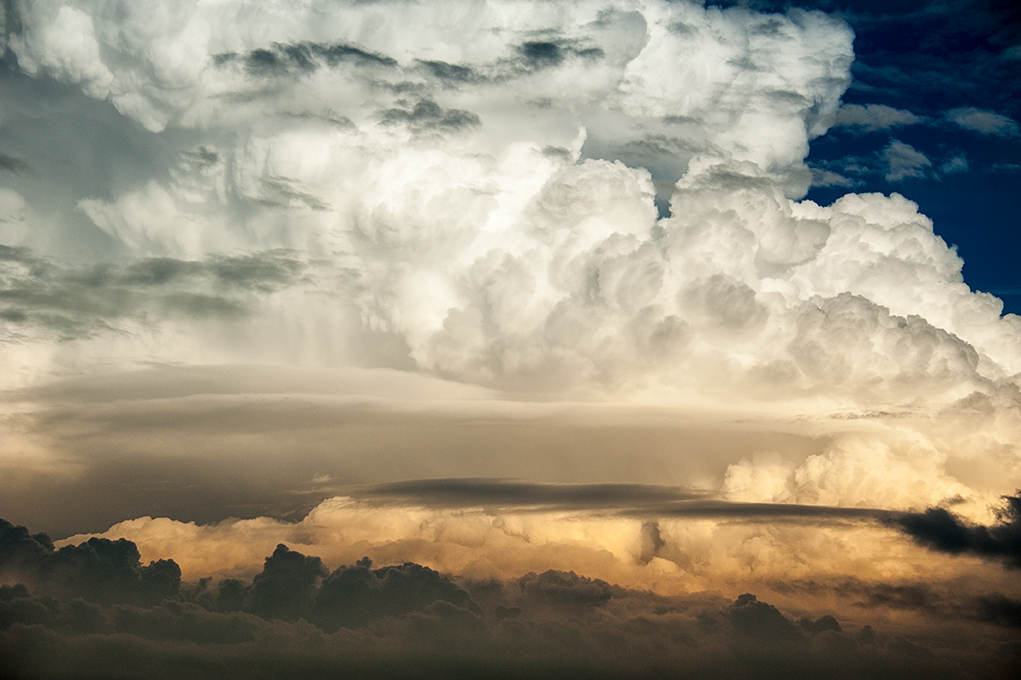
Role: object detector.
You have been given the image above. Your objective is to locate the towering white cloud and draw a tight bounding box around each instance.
[5,0,1015,400]
[1,1,1020,529]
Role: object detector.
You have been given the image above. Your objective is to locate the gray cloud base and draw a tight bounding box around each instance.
[2,517,1019,680]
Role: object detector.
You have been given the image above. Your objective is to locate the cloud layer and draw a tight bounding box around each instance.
[3,516,1019,679]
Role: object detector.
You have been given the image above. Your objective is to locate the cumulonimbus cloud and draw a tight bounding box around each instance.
[1,0,1018,412]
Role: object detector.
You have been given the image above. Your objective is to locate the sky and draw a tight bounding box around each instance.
[1,0,1020,677]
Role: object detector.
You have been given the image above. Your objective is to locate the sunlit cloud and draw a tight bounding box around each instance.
[1,1,1020,676]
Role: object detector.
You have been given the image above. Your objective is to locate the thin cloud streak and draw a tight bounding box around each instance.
[351,478,898,521]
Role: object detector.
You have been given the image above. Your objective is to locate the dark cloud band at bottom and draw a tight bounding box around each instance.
[350,478,898,521]
[2,516,1019,680]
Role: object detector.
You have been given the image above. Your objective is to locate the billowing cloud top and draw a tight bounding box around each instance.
[7,0,1015,404]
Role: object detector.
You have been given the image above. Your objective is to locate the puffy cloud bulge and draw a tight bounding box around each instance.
[1,0,1021,545]
[6,0,1018,402]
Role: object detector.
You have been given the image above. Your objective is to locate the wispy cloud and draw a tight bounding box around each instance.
[882,140,932,181]
[832,103,922,132]
[0,246,306,340]
[946,107,1019,137]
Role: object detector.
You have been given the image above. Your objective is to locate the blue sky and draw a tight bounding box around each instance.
[718,0,1021,312]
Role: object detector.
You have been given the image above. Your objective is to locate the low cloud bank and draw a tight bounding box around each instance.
[0,518,180,607]
[3,518,1018,679]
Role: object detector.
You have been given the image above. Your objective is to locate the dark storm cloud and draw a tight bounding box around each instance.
[118,257,204,285]
[2,520,480,631]
[777,576,1021,630]
[403,38,607,92]
[353,478,896,522]
[891,491,1021,568]
[520,40,565,68]
[0,247,305,339]
[379,100,481,133]
[246,544,326,622]
[314,558,480,632]
[415,60,481,85]
[0,518,180,607]
[843,580,938,611]
[508,37,604,77]
[515,569,613,610]
[215,41,398,77]
[181,548,480,635]
[0,153,30,174]
[726,593,806,642]
[972,594,1021,628]
[212,34,606,97]
[5,516,1019,679]
[525,40,604,67]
